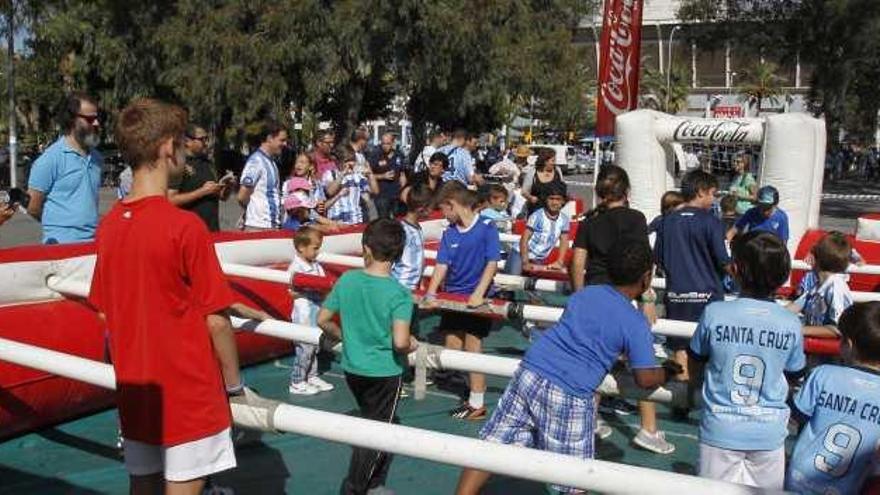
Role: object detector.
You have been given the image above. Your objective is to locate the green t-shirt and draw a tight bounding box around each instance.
[729,172,757,215]
[323,270,413,377]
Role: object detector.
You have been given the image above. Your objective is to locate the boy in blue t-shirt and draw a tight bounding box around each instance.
[689,231,806,489]
[786,302,880,495]
[424,182,501,420]
[727,185,790,244]
[456,242,681,495]
[505,182,570,276]
[655,170,731,383]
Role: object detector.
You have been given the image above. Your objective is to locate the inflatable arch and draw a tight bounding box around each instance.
[615,110,826,253]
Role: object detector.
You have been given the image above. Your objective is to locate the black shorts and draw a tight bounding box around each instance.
[439,310,492,339]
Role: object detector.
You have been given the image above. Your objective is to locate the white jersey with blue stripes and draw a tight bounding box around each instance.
[392,220,425,290]
[515,208,570,261]
[241,149,282,229]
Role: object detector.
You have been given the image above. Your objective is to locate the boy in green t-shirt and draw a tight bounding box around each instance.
[318,218,417,495]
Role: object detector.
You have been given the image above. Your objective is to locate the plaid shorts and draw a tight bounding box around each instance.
[480,367,595,493]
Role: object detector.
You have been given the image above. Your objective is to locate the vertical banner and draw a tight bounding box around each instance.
[595,0,645,137]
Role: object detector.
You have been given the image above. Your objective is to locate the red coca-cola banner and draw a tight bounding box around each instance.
[595,0,645,137]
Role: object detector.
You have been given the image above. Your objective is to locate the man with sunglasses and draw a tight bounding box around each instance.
[311,130,338,177]
[167,125,228,231]
[27,91,103,244]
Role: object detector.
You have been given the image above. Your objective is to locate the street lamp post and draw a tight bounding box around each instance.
[664,25,681,113]
[6,5,15,188]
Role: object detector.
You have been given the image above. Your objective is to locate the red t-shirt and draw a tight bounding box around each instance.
[89,196,235,446]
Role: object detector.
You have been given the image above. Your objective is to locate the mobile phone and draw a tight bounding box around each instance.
[3,188,29,210]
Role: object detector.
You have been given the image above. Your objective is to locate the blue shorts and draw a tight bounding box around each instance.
[480,367,595,493]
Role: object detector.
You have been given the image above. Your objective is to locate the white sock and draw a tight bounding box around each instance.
[469,392,485,409]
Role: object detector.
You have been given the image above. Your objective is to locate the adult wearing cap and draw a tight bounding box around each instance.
[726,185,789,243]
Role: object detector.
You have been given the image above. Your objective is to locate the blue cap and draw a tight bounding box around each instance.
[756,185,779,206]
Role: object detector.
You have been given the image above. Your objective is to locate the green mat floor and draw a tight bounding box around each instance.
[0,305,703,495]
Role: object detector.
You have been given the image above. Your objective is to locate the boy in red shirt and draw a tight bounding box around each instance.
[89,98,252,494]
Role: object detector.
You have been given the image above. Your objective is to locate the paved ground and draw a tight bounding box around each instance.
[1,174,878,248]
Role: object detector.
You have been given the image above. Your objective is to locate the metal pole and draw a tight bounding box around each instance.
[6,3,15,188]
[664,26,680,113]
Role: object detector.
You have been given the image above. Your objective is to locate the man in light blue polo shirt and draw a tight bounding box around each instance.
[27,92,103,244]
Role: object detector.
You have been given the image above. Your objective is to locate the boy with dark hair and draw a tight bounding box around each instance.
[789,231,855,338]
[456,242,681,495]
[477,184,512,233]
[424,184,501,420]
[689,231,806,489]
[786,302,880,494]
[318,218,417,495]
[655,169,731,382]
[506,181,569,275]
[89,98,266,494]
[391,185,432,292]
[719,194,739,232]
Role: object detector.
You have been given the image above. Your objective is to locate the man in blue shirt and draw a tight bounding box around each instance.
[456,241,679,495]
[27,92,103,244]
[727,185,790,244]
[786,302,880,495]
[689,231,805,489]
[440,130,483,187]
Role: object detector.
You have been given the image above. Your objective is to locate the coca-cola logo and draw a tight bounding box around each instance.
[672,120,755,143]
[600,0,639,116]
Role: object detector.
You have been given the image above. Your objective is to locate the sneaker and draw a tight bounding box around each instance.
[595,419,613,440]
[399,388,410,398]
[288,382,320,395]
[653,342,668,359]
[450,403,487,420]
[633,429,676,455]
[307,376,334,392]
[599,397,637,416]
[366,487,395,495]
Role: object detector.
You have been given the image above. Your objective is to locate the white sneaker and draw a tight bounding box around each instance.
[307,376,334,392]
[633,428,676,455]
[595,419,613,440]
[288,382,320,395]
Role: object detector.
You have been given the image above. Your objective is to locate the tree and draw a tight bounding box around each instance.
[679,0,880,147]
[640,63,690,114]
[737,61,785,116]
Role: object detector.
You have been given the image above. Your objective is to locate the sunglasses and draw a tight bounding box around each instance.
[187,135,209,142]
[77,113,100,125]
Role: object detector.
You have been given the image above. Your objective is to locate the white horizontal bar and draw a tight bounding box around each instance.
[791,259,880,276]
[0,340,773,494]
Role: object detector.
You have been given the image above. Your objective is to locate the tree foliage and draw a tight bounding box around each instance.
[679,0,880,146]
[1,0,597,154]
[640,63,690,114]
[737,61,785,115]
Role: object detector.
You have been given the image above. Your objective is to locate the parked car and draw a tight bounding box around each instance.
[526,144,577,174]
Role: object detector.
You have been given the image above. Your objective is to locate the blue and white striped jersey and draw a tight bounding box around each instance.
[322,169,369,225]
[392,220,425,290]
[439,145,474,185]
[286,252,326,325]
[795,273,854,327]
[515,208,570,261]
[241,149,282,229]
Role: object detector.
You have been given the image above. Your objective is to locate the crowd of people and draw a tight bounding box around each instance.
[2,92,879,495]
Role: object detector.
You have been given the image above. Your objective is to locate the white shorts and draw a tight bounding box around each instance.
[699,443,784,489]
[123,428,236,482]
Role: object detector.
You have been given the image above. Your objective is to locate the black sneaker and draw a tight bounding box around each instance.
[449,403,487,420]
[599,397,637,416]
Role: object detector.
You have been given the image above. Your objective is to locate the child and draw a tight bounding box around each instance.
[648,190,685,234]
[505,182,570,276]
[89,99,248,493]
[790,231,855,338]
[786,302,880,495]
[281,178,317,231]
[424,182,501,420]
[719,194,739,232]
[478,183,512,234]
[727,185,790,244]
[391,184,432,293]
[286,227,334,395]
[322,151,379,226]
[689,231,806,489]
[456,242,681,495]
[317,219,417,495]
[655,170,731,382]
